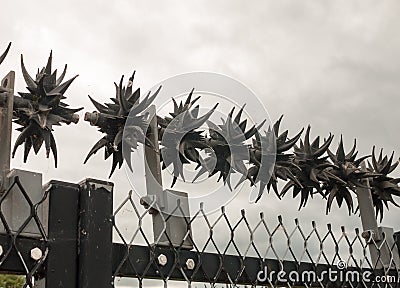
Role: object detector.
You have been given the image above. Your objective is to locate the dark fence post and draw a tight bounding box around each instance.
[42,180,80,288]
[78,179,113,288]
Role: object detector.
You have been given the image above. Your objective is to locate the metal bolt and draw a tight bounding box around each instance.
[186,258,195,270]
[30,247,43,261]
[157,254,168,266]
[361,231,371,239]
[0,245,3,256]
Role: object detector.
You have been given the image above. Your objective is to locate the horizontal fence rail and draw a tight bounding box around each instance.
[111,243,400,287]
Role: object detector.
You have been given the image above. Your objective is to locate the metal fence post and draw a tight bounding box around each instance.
[78,179,114,288]
[142,106,193,249]
[39,181,80,288]
[355,162,399,269]
[0,71,15,193]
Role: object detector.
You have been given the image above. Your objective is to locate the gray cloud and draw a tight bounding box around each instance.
[1,1,400,281]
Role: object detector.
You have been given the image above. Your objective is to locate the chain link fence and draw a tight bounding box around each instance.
[0,177,398,287]
[112,190,400,288]
[0,176,48,288]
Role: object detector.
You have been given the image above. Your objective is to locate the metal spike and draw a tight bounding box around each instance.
[20,55,38,91]
[0,42,11,66]
[45,50,53,74]
[56,64,68,86]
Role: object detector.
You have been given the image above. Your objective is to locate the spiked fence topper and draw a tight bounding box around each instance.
[11,52,82,167]
[1,44,400,221]
[366,147,400,221]
[81,71,400,221]
[157,89,217,187]
[324,137,374,215]
[84,72,161,177]
[280,126,334,209]
[244,116,303,202]
[193,105,264,190]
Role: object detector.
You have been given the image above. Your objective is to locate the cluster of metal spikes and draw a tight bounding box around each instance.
[1,43,399,221]
[0,44,82,168]
[83,72,400,221]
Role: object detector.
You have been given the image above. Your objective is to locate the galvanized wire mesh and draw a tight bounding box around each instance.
[112,191,400,288]
[0,176,48,288]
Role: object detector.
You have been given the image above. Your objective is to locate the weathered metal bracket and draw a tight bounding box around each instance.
[1,169,47,237]
[0,71,14,193]
[356,162,400,269]
[141,105,193,249]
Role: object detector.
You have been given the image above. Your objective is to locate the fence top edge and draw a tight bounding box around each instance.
[44,180,80,190]
[78,178,114,189]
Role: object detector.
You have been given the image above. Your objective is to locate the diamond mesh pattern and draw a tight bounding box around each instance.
[113,191,400,288]
[0,176,48,287]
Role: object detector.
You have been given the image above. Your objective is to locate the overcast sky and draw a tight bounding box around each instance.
[2,1,400,285]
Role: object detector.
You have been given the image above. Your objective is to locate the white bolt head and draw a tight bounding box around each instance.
[30,247,43,261]
[157,254,168,266]
[186,258,195,270]
[0,245,3,256]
